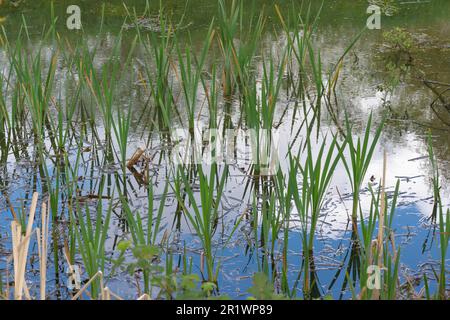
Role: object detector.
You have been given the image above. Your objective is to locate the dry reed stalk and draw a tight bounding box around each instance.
[127,147,145,168]
[358,286,367,300]
[137,293,150,300]
[103,288,110,300]
[389,230,397,261]
[9,227,34,299]
[11,220,20,298]
[389,230,401,294]
[5,194,18,222]
[12,192,38,300]
[128,165,147,185]
[63,255,75,273]
[108,289,124,300]
[200,251,205,276]
[71,271,103,300]
[102,287,111,300]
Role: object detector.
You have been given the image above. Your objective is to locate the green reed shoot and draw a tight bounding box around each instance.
[253,188,276,277]
[63,143,84,264]
[7,37,58,156]
[80,29,136,154]
[217,0,265,97]
[437,199,449,300]
[0,71,9,162]
[341,113,384,226]
[126,4,176,131]
[175,22,215,132]
[290,133,345,298]
[274,158,297,296]
[200,63,220,130]
[427,133,449,300]
[261,52,287,130]
[358,180,400,299]
[172,164,228,283]
[112,104,132,173]
[73,180,112,299]
[119,180,168,294]
[275,3,324,132]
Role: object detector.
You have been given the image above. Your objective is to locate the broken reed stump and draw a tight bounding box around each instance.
[11,192,38,300]
[127,147,145,169]
[126,147,149,185]
[128,165,148,185]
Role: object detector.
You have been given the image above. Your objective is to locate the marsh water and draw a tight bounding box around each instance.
[0,0,449,299]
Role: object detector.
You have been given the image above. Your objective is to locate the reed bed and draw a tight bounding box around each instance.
[0,1,447,301]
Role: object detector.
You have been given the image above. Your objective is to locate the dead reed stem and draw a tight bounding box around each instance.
[71,271,103,300]
[138,293,150,300]
[12,192,38,300]
[127,147,145,168]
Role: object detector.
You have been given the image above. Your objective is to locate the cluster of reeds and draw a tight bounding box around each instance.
[426,134,449,300]
[0,1,447,301]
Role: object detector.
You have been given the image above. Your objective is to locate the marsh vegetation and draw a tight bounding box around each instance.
[0,0,449,300]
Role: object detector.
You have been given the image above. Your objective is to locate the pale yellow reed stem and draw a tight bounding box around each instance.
[14,192,38,300]
[71,271,103,300]
[137,293,150,300]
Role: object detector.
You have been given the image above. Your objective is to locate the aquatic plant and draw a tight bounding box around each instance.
[7,36,58,156]
[0,1,447,302]
[73,180,112,299]
[172,164,228,283]
[216,0,265,98]
[126,4,177,132]
[340,113,384,228]
[290,134,345,299]
[175,22,215,132]
[118,180,168,294]
[427,134,449,300]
